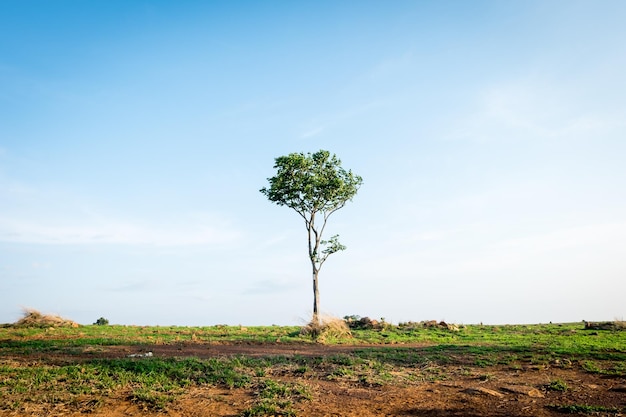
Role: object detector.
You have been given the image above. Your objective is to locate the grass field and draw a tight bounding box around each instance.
[1,321,625,416]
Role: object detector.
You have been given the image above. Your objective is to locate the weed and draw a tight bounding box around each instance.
[547,404,622,414]
[330,366,354,378]
[581,361,602,374]
[478,373,495,382]
[294,365,308,375]
[474,358,496,367]
[241,379,309,417]
[241,400,295,417]
[547,379,569,392]
[130,387,179,410]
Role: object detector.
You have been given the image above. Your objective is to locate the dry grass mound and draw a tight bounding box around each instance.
[300,314,352,342]
[12,308,79,328]
[584,320,626,331]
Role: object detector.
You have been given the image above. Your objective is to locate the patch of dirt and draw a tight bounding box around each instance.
[2,342,626,416]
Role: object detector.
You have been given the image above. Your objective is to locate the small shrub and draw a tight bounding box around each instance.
[344,316,385,330]
[582,361,602,374]
[547,378,569,392]
[94,317,109,326]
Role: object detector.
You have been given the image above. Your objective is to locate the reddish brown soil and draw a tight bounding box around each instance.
[2,342,625,417]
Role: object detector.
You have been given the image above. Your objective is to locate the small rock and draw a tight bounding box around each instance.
[127,352,153,358]
[463,387,505,398]
[527,389,544,398]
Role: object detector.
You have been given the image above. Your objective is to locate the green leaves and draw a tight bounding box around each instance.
[316,235,346,264]
[260,150,362,218]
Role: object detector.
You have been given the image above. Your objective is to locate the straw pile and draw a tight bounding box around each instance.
[13,308,79,328]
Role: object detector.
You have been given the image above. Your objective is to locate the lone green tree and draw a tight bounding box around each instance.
[260,150,362,325]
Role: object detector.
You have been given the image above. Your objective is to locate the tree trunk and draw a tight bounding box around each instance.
[312,268,320,325]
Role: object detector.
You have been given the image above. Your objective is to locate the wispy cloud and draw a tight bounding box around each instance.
[299,125,325,139]
[356,221,626,281]
[0,214,241,246]
[448,77,626,143]
[298,100,386,140]
[242,278,300,295]
[0,173,242,246]
[365,51,414,80]
[109,280,156,292]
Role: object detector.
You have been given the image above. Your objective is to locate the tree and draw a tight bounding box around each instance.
[260,150,363,325]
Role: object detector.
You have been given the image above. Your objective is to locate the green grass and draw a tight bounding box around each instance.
[2,321,626,413]
[0,357,254,411]
[547,378,569,392]
[2,322,626,353]
[0,324,305,350]
[240,379,311,416]
[547,404,624,414]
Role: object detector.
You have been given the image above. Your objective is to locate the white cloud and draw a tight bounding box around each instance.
[0,213,240,246]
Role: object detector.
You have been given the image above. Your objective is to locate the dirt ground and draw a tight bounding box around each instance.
[3,342,626,417]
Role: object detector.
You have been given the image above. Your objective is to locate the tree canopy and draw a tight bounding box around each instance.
[261,150,362,218]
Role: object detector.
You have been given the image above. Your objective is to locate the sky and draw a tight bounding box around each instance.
[1,1,625,326]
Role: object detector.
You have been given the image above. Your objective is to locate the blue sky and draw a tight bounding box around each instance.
[1,1,625,326]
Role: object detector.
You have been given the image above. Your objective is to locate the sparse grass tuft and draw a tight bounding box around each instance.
[547,378,569,392]
[547,404,623,414]
[240,379,310,417]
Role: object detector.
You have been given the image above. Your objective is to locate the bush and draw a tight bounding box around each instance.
[94,317,109,326]
[344,316,386,330]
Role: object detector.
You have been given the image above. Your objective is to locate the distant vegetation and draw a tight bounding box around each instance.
[94,317,109,326]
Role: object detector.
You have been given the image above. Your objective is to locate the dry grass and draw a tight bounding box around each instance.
[583,320,626,331]
[12,308,79,328]
[300,314,351,342]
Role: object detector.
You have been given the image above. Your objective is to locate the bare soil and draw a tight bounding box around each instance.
[3,342,625,416]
